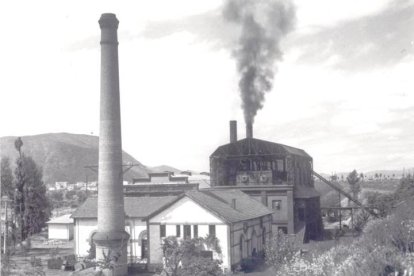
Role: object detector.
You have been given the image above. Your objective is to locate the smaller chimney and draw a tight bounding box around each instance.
[231,198,236,209]
[230,120,237,143]
[246,121,253,139]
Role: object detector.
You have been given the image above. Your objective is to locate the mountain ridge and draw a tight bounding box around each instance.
[0,133,149,184]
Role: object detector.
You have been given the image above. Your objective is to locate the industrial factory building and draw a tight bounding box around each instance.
[210,121,323,241]
[72,190,272,271]
[72,120,323,271]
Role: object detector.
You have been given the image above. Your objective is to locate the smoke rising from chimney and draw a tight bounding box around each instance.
[223,0,296,125]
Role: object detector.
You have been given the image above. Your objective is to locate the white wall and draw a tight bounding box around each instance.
[75,219,97,257]
[151,197,223,224]
[74,218,147,261]
[48,224,73,240]
[149,197,230,269]
[231,215,272,267]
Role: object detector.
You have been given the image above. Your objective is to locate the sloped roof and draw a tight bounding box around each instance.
[204,189,274,221]
[71,196,177,219]
[210,138,311,159]
[47,214,73,224]
[148,189,273,223]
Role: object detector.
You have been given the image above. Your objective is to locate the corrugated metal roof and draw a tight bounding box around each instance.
[71,196,177,219]
[210,138,311,159]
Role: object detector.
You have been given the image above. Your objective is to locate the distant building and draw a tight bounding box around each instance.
[47,214,74,240]
[124,172,210,196]
[55,182,68,190]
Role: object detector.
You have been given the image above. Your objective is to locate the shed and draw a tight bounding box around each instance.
[47,214,74,240]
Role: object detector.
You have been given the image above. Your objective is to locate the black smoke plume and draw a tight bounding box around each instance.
[223,0,296,125]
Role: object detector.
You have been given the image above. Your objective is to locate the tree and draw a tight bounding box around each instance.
[346,170,361,205]
[13,137,50,240]
[162,236,224,276]
[14,138,26,241]
[20,156,50,237]
[1,157,14,199]
[366,192,395,217]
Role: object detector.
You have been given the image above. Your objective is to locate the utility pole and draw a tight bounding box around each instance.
[338,191,342,230]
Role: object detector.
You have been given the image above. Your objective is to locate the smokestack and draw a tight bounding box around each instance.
[231,198,236,209]
[93,13,129,276]
[230,120,237,143]
[246,121,253,139]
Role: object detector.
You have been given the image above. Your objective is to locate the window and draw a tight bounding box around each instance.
[277,160,284,172]
[184,225,191,240]
[240,235,245,258]
[272,200,281,210]
[193,225,198,238]
[278,226,288,234]
[176,225,181,237]
[298,208,305,221]
[209,225,216,237]
[160,225,166,238]
[262,228,266,244]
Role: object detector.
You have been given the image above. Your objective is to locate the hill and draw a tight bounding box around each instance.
[0,133,149,184]
[149,165,181,173]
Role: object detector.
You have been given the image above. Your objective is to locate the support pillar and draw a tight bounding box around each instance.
[287,190,294,234]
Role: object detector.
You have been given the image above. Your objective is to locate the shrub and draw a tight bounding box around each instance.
[265,230,298,274]
[47,257,63,269]
[267,198,414,276]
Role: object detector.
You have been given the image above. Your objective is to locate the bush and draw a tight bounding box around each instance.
[265,230,298,273]
[240,258,256,273]
[47,257,63,269]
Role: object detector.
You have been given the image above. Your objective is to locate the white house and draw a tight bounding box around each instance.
[47,214,74,240]
[71,196,177,263]
[71,189,273,272]
[146,189,273,271]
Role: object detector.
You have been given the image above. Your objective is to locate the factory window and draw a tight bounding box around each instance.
[272,200,282,210]
[193,225,198,238]
[184,225,191,240]
[278,226,288,234]
[277,160,284,172]
[239,160,251,171]
[160,225,166,238]
[176,225,181,237]
[209,225,216,237]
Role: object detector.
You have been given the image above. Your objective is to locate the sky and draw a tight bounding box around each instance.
[0,0,413,174]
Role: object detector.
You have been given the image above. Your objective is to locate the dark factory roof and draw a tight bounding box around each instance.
[210,138,311,159]
[147,189,273,223]
[71,196,177,219]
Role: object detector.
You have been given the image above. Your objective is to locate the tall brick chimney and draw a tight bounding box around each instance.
[93,13,129,276]
[246,121,253,139]
[230,120,237,143]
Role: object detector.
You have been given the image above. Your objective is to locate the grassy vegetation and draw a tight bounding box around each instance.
[267,176,414,275]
